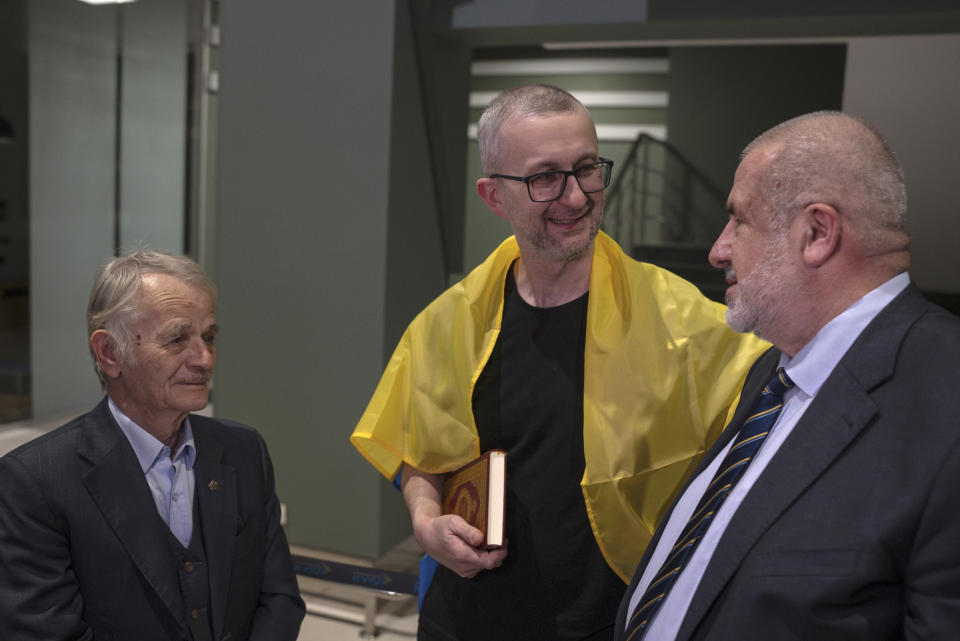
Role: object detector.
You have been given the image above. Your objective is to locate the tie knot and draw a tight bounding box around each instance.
[764,367,794,398]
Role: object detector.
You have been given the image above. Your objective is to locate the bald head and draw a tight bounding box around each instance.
[743,111,909,256]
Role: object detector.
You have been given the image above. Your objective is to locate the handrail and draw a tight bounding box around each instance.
[604,133,726,248]
[607,133,725,205]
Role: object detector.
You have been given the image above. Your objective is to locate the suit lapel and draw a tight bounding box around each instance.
[675,285,928,641]
[78,399,187,629]
[192,417,237,641]
[676,370,878,640]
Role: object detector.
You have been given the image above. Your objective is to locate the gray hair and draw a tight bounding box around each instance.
[477,84,592,175]
[743,111,909,253]
[87,250,216,386]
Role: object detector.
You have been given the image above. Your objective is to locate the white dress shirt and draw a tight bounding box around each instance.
[624,272,910,640]
[109,398,197,548]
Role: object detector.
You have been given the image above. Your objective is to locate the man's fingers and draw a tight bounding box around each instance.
[418,515,510,578]
[445,516,485,548]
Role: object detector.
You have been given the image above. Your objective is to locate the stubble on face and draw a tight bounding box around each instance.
[519,195,603,263]
[724,231,791,339]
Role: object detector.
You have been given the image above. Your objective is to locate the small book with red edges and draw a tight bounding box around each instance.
[441,450,507,549]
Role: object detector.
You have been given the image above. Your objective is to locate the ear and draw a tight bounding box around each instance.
[90,329,123,380]
[799,203,841,268]
[476,177,509,221]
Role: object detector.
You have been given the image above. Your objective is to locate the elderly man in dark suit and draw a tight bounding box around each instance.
[616,111,960,641]
[0,250,305,641]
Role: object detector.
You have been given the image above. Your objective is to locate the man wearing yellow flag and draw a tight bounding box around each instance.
[351,84,767,641]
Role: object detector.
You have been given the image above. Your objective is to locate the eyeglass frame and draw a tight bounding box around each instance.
[488,158,615,203]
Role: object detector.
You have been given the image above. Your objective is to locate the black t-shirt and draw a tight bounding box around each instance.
[419,266,625,641]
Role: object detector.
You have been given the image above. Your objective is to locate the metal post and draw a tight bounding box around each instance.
[639,138,651,243]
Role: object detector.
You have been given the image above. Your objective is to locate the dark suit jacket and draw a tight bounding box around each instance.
[0,398,305,641]
[615,284,960,641]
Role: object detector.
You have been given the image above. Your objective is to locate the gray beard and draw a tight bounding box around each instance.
[724,246,790,339]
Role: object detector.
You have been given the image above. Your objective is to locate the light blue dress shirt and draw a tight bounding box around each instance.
[108,398,197,548]
[624,272,911,640]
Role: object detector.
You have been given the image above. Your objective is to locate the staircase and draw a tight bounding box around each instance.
[603,134,728,302]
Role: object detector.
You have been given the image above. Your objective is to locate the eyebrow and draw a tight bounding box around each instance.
[157,321,219,344]
[160,322,192,341]
[530,154,599,174]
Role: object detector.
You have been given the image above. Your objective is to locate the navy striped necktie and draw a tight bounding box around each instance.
[625,367,795,641]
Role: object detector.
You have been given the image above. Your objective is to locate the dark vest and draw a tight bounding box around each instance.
[167,494,214,641]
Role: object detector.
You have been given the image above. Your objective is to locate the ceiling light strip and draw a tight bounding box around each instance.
[470,90,668,109]
[471,58,669,76]
[543,37,850,50]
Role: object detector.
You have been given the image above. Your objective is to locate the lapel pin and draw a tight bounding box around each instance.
[208,480,220,491]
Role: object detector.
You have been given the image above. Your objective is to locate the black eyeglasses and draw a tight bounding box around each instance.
[489,158,614,203]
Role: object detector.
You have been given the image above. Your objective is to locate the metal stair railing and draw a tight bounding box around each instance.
[603,133,727,251]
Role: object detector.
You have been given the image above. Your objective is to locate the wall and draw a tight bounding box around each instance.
[29,0,188,419]
[117,0,187,252]
[214,0,448,558]
[666,44,846,217]
[29,0,116,417]
[384,0,464,349]
[382,0,453,550]
[843,34,960,295]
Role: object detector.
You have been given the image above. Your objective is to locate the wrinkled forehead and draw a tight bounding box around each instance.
[137,273,215,320]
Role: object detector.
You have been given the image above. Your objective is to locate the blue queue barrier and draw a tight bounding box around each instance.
[291,554,420,598]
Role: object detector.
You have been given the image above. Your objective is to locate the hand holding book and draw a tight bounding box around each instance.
[403,461,508,578]
[442,450,507,549]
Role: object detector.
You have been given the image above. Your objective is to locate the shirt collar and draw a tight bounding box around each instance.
[780,272,910,398]
[108,397,196,473]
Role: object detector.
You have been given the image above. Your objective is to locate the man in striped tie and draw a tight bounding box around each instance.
[615,111,960,641]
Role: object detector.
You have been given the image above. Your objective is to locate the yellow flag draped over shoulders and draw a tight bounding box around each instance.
[349,235,517,479]
[350,231,769,580]
[582,233,768,580]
